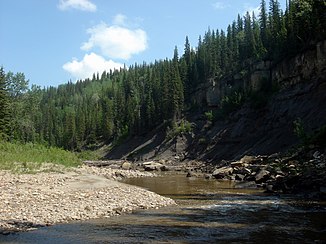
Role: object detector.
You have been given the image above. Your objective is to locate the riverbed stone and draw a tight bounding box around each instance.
[230,161,244,168]
[255,169,271,183]
[212,166,233,179]
[204,174,212,179]
[235,181,257,189]
[265,184,274,193]
[320,186,326,194]
[235,174,245,181]
[121,162,132,170]
[0,165,175,233]
[143,161,164,171]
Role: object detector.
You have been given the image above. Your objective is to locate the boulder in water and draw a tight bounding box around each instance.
[235,181,257,189]
[255,169,270,183]
[212,166,233,179]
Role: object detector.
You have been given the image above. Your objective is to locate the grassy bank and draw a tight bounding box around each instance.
[0,141,81,173]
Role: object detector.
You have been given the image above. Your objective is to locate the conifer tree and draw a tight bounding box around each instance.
[259,0,268,51]
[0,67,10,140]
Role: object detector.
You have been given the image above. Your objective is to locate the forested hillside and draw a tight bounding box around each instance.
[0,0,325,153]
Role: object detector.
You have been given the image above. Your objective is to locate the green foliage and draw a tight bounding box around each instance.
[0,141,81,172]
[293,120,326,148]
[221,91,245,115]
[5,71,28,97]
[293,118,308,145]
[76,150,101,161]
[205,110,214,122]
[114,125,129,146]
[198,137,208,145]
[1,0,324,153]
[0,67,10,140]
[166,120,193,140]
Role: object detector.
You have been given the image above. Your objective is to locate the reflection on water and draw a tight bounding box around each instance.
[2,173,326,243]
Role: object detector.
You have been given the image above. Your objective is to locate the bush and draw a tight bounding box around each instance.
[293,118,308,145]
[166,120,193,140]
[205,110,214,122]
[221,91,245,115]
[198,137,207,145]
[76,150,101,161]
[293,119,326,148]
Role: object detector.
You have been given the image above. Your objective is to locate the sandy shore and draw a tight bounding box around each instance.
[0,165,175,234]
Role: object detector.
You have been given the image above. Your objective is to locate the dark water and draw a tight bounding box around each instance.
[2,173,326,243]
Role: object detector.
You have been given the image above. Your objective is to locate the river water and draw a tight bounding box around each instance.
[2,173,326,243]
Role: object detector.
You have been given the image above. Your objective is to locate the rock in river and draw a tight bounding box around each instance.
[143,161,164,171]
[255,169,271,183]
[212,166,233,179]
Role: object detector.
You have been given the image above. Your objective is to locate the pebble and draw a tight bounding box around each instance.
[0,165,175,234]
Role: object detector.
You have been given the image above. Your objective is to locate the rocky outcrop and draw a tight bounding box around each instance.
[193,41,326,108]
[273,40,326,88]
[206,150,326,198]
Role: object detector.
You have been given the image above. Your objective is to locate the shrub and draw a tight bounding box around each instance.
[198,137,207,145]
[166,120,193,140]
[221,91,245,115]
[205,110,214,122]
[293,118,308,145]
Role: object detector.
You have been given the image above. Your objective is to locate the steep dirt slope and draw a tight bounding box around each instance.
[188,72,326,162]
[105,41,326,163]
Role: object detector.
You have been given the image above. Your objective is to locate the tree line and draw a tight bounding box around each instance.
[0,0,325,151]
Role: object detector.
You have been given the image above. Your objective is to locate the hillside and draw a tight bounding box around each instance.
[105,40,326,162]
[1,0,325,163]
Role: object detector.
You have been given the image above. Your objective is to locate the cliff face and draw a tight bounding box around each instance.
[105,41,326,163]
[184,40,326,162]
[198,40,326,108]
[189,73,326,162]
[273,40,326,87]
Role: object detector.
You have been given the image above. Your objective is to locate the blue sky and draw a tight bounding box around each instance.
[0,0,286,87]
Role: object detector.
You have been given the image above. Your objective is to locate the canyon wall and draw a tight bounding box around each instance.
[196,40,326,108]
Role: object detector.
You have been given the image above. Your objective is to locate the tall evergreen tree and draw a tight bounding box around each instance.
[0,67,10,140]
[259,0,269,53]
[4,0,325,150]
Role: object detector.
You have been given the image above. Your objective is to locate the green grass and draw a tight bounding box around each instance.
[0,141,81,173]
[76,149,102,161]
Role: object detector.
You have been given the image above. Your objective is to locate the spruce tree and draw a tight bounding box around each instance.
[0,67,10,140]
[259,0,268,53]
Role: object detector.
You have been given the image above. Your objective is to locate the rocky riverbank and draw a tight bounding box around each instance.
[209,151,326,196]
[189,148,326,199]
[0,165,175,234]
[117,146,326,199]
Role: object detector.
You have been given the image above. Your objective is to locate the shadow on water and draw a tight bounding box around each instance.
[2,173,326,243]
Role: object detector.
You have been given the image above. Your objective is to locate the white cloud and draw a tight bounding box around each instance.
[113,14,127,26]
[58,0,97,12]
[62,52,124,80]
[242,5,260,17]
[81,20,148,60]
[213,1,229,10]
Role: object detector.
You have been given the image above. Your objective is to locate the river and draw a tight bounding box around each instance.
[2,173,326,243]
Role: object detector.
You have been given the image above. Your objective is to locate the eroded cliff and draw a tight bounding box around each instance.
[105,41,326,163]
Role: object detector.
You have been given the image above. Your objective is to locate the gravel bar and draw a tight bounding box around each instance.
[0,165,175,234]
